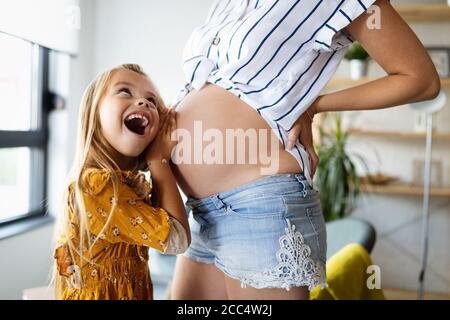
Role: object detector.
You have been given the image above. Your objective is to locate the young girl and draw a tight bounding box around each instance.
[53,64,190,300]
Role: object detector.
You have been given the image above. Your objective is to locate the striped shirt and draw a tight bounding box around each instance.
[174,0,376,182]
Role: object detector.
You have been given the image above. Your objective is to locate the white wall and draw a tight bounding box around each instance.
[92,0,210,104]
[66,0,97,169]
[0,224,54,299]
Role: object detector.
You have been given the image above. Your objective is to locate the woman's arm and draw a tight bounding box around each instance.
[288,0,440,177]
[311,0,440,114]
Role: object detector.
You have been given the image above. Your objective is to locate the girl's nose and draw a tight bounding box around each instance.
[137,99,148,108]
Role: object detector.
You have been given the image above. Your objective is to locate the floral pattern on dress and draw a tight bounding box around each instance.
[112,227,120,237]
[90,269,98,278]
[130,216,143,226]
[97,207,107,218]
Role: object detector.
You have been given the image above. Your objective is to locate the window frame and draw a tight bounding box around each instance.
[0,36,50,227]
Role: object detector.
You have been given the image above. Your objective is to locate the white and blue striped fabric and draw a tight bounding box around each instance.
[174,0,376,182]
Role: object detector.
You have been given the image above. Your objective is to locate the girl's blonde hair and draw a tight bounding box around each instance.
[52,64,164,298]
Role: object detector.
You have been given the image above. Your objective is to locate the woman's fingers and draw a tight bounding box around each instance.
[289,113,319,178]
[299,121,317,176]
[287,123,301,150]
[308,146,319,178]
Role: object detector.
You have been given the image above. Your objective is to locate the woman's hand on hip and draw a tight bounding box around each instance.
[287,104,319,178]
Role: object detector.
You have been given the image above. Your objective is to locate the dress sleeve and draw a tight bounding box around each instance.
[161,217,189,255]
[312,0,377,52]
[79,169,171,252]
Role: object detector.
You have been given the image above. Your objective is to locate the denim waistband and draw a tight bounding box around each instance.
[186,172,312,209]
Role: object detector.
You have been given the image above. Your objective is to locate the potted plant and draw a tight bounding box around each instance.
[345,41,370,80]
[315,113,370,222]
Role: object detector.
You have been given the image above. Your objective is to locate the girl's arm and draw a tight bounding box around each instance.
[147,159,191,245]
[311,0,440,114]
[146,109,191,245]
[70,173,174,251]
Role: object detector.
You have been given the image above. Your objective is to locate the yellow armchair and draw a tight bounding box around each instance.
[310,243,385,300]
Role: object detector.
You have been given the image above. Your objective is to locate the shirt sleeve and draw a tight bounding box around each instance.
[312,0,377,53]
[77,169,171,252]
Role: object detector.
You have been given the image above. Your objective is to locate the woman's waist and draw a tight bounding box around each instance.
[172,83,301,198]
[186,171,318,212]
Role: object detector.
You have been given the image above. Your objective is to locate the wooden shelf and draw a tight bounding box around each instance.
[326,77,450,89]
[394,4,450,22]
[361,182,450,197]
[348,129,450,140]
[384,287,450,300]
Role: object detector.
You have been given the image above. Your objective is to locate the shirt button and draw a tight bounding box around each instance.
[212,36,220,45]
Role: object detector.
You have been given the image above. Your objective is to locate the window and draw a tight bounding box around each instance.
[0,32,49,224]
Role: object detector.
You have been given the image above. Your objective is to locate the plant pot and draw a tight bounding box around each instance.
[349,59,368,80]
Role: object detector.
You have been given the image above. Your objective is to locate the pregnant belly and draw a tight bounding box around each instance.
[171,83,301,199]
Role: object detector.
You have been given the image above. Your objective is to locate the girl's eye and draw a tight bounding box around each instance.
[146,97,157,106]
[118,88,131,96]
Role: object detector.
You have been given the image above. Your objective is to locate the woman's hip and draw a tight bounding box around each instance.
[184,173,327,290]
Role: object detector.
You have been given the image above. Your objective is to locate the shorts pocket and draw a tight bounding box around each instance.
[305,200,323,218]
[282,191,324,236]
[225,195,286,220]
[281,188,321,208]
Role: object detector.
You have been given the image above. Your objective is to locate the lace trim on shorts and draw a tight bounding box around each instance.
[240,220,327,291]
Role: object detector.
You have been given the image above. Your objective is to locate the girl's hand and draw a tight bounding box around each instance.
[145,108,177,163]
[287,103,319,178]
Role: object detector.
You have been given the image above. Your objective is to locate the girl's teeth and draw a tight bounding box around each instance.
[125,114,149,126]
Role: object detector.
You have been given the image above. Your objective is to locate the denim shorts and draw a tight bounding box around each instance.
[183,173,327,291]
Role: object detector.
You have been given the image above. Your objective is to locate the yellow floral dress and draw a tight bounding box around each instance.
[54,168,172,300]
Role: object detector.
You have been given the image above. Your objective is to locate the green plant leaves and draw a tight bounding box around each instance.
[315,113,368,222]
[344,42,369,60]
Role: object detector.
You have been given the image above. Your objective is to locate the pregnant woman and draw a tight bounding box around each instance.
[170,0,440,300]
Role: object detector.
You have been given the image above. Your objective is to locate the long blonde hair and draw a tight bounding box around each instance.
[52,64,164,297]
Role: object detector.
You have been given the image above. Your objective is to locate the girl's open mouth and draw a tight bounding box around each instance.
[124,112,150,135]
